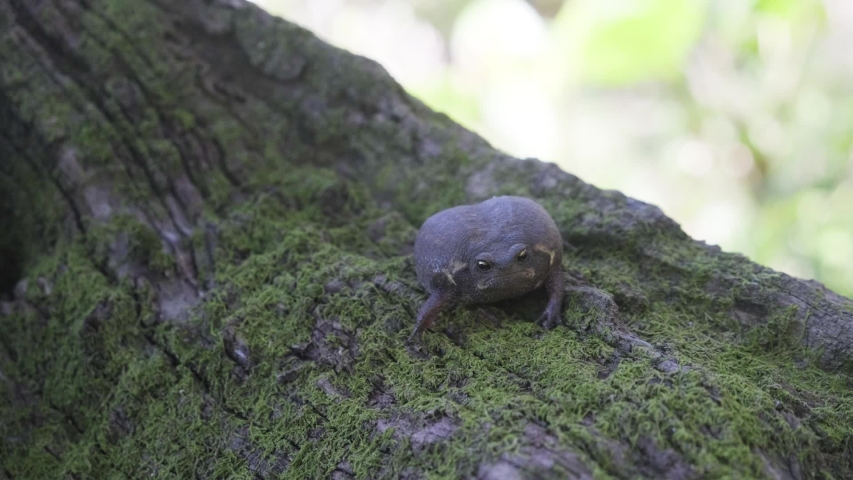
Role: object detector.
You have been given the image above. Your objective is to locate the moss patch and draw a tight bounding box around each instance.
[3,162,853,479]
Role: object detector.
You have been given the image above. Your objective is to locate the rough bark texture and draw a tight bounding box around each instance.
[1,0,852,479]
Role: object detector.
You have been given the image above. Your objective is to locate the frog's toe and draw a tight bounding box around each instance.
[536,306,561,330]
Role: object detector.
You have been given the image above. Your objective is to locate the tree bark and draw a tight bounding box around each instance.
[1,0,852,479]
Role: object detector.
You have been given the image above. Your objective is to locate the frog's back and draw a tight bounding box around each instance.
[474,196,561,248]
[413,204,475,287]
[413,196,561,288]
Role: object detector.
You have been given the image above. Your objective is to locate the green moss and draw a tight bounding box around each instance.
[6,170,853,478]
[744,305,803,352]
[2,1,852,478]
[6,116,853,478]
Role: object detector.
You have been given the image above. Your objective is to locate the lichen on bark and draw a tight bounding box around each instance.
[1,0,852,479]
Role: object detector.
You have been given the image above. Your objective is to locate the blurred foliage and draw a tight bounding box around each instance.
[552,0,707,85]
[255,0,853,298]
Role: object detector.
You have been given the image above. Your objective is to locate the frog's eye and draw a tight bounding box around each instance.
[517,249,528,262]
[476,260,491,271]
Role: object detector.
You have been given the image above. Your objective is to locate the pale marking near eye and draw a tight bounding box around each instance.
[442,270,456,285]
[534,244,555,266]
[450,260,468,274]
[523,268,535,279]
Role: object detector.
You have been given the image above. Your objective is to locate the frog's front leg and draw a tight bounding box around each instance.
[536,268,564,330]
[408,292,454,342]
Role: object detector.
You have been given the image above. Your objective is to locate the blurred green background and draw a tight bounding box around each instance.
[254,0,853,298]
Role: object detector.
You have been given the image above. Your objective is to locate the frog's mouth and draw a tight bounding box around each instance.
[476,268,536,290]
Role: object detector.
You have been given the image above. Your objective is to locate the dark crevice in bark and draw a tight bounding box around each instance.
[62,0,216,202]
[47,401,85,436]
[206,132,242,187]
[0,328,20,365]
[185,240,203,291]
[142,332,178,367]
[11,0,192,245]
[0,170,29,296]
[75,0,158,72]
[201,222,219,290]
[1,466,15,480]
[190,68,263,153]
[41,447,61,463]
[48,402,107,455]
[15,144,86,237]
[285,438,300,451]
[152,3,328,164]
[139,21,247,186]
[306,399,329,422]
[140,313,250,423]
[0,205,25,296]
[11,17,167,236]
[0,88,85,294]
[41,446,81,480]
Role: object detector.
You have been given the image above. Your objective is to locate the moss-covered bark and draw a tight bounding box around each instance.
[1,0,852,479]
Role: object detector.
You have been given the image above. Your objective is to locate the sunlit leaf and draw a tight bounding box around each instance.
[752,0,826,31]
[754,0,801,17]
[552,0,708,85]
[408,75,482,131]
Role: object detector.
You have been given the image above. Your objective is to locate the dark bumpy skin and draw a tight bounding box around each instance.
[409,196,564,341]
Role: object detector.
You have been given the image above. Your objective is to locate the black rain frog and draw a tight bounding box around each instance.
[409,196,564,341]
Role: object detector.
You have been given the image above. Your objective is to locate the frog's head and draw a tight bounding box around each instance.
[465,242,552,298]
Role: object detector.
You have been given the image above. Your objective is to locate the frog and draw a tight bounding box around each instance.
[409,195,564,341]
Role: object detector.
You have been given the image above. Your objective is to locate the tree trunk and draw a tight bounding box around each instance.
[1,0,851,479]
